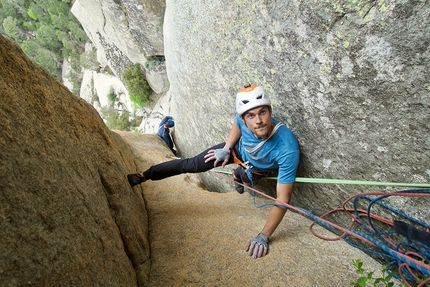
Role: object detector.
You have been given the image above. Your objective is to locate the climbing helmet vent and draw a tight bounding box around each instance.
[235,85,271,116]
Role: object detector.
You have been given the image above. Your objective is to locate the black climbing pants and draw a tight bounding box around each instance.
[143,142,241,181]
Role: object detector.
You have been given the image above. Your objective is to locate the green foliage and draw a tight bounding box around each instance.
[350,259,406,287]
[79,48,99,70]
[130,126,144,133]
[2,16,19,40]
[100,107,131,131]
[1,0,88,81]
[34,46,61,76]
[107,89,117,104]
[122,63,153,108]
[36,24,62,50]
[51,12,70,31]
[144,55,165,68]
[20,39,40,58]
[27,2,45,21]
[68,21,87,42]
[0,0,18,20]
[56,29,72,57]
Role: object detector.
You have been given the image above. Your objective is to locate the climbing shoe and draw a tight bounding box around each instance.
[232,167,247,194]
[127,173,145,187]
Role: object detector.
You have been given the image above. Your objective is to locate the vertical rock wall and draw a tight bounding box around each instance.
[0,35,150,286]
[164,1,429,217]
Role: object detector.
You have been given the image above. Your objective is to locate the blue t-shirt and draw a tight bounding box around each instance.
[236,114,300,184]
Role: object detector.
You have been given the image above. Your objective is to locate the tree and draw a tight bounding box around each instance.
[34,47,61,78]
[27,2,48,22]
[2,16,19,40]
[0,0,18,21]
[68,21,87,42]
[51,12,69,31]
[47,1,69,17]
[122,63,153,108]
[21,39,40,59]
[36,24,62,50]
[1,0,89,84]
[56,29,79,58]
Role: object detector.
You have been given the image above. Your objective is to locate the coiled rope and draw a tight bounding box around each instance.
[211,169,430,287]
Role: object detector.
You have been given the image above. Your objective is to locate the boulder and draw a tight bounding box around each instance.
[0,34,150,286]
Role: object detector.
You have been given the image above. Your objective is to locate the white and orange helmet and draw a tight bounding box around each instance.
[235,85,271,116]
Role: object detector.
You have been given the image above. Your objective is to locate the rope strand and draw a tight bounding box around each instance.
[210,169,430,286]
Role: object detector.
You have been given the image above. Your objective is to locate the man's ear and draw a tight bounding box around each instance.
[240,115,249,129]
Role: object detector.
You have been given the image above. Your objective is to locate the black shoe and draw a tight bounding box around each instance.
[127,173,144,187]
[234,182,245,194]
[232,168,245,194]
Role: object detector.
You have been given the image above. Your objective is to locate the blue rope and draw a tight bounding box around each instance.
[249,187,430,283]
[341,189,430,282]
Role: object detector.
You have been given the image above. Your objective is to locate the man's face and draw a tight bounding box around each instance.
[241,106,273,139]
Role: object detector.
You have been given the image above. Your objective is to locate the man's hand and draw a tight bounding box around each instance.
[245,233,269,258]
[204,144,231,167]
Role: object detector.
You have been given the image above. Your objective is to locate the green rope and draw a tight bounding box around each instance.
[212,169,430,188]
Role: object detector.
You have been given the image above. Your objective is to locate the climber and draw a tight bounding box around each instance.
[127,85,300,259]
[157,115,177,156]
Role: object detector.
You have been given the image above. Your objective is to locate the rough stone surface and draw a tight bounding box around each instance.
[1,34,404,286]
[119,131,387,287]
[71,0,167,92]
[0,34,150,286]
[122,0,165,57]
[139,90,175,134]
[145,61,169,94]
[163,0,430,220]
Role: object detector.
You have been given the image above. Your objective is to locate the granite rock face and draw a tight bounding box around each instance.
[163,0,429,218]
[0,34,150,286]
[0,33,416,286]
[71,0,168,94]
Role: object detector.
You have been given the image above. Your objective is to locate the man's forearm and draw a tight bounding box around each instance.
[261,206,288,237]
[260,183,293,237]
[225,122,241,148]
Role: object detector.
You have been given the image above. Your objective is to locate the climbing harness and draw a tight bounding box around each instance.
[211,169,430,286]
[231,149,271,187]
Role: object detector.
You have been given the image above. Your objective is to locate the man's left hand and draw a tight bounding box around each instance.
[245,233,269,258]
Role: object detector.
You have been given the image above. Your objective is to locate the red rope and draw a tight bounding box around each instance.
[211,170,430,282]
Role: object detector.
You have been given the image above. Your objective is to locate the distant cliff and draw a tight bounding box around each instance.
[71,0,168,104]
